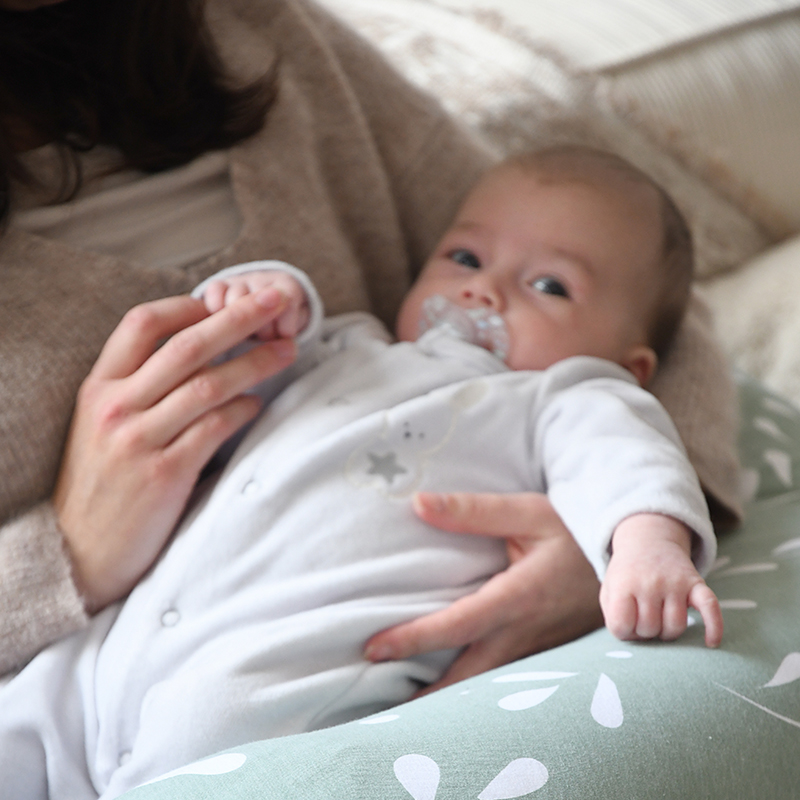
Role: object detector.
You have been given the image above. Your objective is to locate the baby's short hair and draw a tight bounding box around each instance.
[505,146,693,360]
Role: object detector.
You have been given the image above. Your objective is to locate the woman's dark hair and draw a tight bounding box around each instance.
[0,0,277,224]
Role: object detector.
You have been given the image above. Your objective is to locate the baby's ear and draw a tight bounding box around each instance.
[621,345,657,388]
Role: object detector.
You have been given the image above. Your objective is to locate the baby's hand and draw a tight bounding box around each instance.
[203,271,310,340]
[600,513,723,648]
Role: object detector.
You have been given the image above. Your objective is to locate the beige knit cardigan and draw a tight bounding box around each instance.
[0,0,740,674]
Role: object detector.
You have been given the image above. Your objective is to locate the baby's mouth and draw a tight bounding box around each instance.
[418,294,510,362]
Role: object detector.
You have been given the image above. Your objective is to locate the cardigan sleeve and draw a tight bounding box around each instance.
[0,502,89,675]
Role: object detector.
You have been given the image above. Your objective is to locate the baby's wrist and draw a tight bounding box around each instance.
[611,513,692,555]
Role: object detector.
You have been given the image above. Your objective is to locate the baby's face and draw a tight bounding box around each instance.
[397,163,663,382]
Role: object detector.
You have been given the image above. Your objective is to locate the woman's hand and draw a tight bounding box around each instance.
[53,288,297,613]
[364,491,603,694]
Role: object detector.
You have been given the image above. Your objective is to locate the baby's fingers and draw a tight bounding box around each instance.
[689,582,724,648]
[203,280,230,314]
[226,281,253,305]
[276,303,310,339]
[600,589,639,641]
[660,595,690,641]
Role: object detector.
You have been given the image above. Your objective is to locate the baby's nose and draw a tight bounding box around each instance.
[460,278,502,309]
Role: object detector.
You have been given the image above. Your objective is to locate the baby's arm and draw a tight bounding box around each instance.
[203,270,310,340]
[600,513,723,648]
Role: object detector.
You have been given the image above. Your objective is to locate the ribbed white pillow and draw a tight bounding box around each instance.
[592,5,800,240]
[434,0,798,70]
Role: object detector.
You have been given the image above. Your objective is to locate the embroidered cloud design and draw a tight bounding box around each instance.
[346,380,488,497]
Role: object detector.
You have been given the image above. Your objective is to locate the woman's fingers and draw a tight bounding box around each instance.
[166,393,263,476]
[412,490,557,538]
[414,632,522,696]
[53,286,300,613]
[127,288,288,409]
[366,491,604,684]
[365,575,512,662]
[92,287,287,401]
[136,338,295,447]
[92,295,210,381]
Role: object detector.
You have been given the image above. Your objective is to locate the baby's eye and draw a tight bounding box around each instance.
[449,249,481,269]
[532,276,570,298]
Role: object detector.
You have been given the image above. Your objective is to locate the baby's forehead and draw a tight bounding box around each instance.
[470,157,665,246]
[496,153,661,206]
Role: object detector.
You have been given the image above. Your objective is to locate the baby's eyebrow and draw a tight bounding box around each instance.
[549,246,595,278]
[447,221,485,235]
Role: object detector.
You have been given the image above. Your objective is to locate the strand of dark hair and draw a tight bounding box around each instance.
[0,0,277,225]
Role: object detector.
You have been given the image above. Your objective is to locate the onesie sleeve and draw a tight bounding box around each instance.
[532,357,716,580]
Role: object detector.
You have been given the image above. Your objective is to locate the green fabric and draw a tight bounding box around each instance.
[124,376,800,799]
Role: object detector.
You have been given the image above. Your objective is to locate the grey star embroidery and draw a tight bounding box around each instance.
[367,451,408,484]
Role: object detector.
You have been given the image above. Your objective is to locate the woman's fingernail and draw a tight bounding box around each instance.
[417,492,446,514]
[364,644,394,662]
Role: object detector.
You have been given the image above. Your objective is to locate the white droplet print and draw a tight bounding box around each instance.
[478,759,549,799]
[591,674,623,728]
[394,754,440,800]
[498,686,559,711]
[763,449,793,486]
[142,753,247,786]
[754,417,789,442]
[719,599,758,610]
[709,556,731,573]
[492,671,577,683]
[605,651,633,659]
[774,537,800,556]
[762,396,798,418]
[765,653,800,688]
[713,562,778,578]
[739,469,760,503]
[359,714,400,725]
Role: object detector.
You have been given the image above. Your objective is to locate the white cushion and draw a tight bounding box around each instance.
[699,234,800,406]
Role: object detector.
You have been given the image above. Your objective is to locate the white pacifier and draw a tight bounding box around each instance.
[419,294,510,362]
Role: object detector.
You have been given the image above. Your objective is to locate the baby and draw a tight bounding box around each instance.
[203,145,723,650]
[0,147,722,799]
